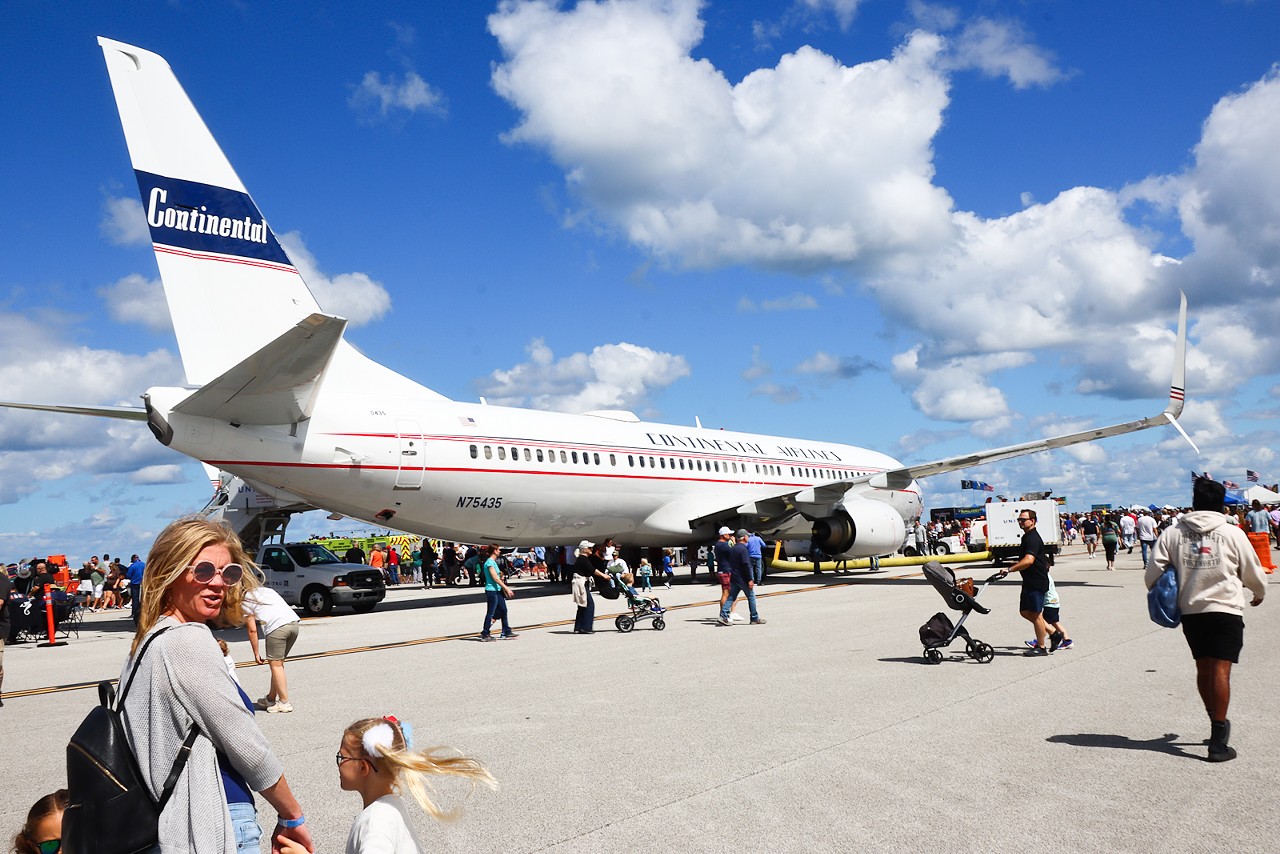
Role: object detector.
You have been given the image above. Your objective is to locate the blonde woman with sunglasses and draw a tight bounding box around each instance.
[118,516,314,853]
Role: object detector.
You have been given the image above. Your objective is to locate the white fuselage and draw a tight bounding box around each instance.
[150,384,922,547]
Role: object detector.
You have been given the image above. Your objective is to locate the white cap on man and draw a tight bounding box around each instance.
[578,539,595,550]
[718,526,733,536]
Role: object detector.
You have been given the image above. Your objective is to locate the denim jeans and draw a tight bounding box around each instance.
[228,802,261,854]
[749,556,764,583]
[575,590,595,632]
[482,589,511,637]
[1140,539,1155,566]
[720,577,759,621]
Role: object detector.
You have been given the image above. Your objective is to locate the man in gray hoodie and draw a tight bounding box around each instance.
[1145,478,1266,762]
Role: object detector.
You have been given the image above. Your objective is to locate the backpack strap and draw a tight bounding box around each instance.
[117,624,201,807]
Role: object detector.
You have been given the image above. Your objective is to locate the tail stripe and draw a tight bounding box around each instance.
[154,245,298,275]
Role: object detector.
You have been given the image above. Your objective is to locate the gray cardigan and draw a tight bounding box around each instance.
[120,617,285,853]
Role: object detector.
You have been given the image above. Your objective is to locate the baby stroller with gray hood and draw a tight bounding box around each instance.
[919,560,999,664]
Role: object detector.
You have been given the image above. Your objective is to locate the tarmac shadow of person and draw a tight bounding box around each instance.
[1046,732,1202,760]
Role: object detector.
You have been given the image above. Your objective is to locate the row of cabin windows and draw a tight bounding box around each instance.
[465,444,866,481]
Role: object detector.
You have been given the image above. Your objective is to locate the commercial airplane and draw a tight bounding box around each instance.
[0,38,1194,558]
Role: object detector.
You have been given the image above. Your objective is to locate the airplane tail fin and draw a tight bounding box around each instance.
[98,37,323,387]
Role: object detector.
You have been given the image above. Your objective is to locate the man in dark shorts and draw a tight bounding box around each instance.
[1146,478,1266,762]
[997,508,1056,656]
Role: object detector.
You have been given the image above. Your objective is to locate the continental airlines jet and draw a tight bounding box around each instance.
[0,39,1193,558]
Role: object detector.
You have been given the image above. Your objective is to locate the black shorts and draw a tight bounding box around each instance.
[1042,606,1060,624]
[1181,612,1244,663]
[1019,588,1046,613]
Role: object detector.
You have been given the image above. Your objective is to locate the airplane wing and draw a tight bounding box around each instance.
[692,292,1191,531]
[867,290,1192,490]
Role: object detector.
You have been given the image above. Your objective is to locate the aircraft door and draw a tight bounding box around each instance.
[394,419,425,489]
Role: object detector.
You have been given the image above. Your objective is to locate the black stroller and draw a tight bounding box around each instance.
[919,561,999,664]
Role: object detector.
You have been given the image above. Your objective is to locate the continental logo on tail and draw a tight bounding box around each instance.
[136,170,292,266]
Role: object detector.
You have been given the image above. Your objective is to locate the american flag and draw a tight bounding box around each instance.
[1247,469,1260,483]
[1224,480,1239,489]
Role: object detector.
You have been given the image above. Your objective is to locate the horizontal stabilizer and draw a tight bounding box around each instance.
[174,313,346,425]
[0,401,147,420]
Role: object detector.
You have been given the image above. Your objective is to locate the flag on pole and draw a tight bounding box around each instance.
[1247,469,1260,483]
[983,482,995,492]
[1223,480,1239,489]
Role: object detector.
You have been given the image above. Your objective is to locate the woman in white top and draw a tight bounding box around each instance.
[242,584,303,713]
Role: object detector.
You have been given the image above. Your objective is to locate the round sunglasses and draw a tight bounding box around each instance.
[187,561,244,585]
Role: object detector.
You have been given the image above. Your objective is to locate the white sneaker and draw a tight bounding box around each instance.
[267,701,293,714]
[729,613,746,623]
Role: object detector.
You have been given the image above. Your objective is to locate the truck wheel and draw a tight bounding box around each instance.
[903,546,918,557]
[351,602,377,613]
[302,586,333,617]
[933,543,951,555]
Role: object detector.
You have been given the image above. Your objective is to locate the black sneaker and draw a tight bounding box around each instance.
[1049,631,1065,652]
[1024,646,1049,657]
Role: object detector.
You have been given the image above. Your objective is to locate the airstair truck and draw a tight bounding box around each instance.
[985,500,1062,565]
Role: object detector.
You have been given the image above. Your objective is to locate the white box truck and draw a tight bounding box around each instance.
[984,500,1062,565]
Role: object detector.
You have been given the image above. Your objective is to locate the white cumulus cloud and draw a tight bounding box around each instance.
[101,195,149,246]
[349,70,447,121]
[478,338,690,413]
[278,232,393,326]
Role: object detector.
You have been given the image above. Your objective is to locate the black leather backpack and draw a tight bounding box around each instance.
[63,627,199,854]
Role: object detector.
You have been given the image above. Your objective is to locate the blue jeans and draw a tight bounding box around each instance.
[228,802,261,854]
[482,589,511,637]
[720,577,759,621]
[1140,539,1155,566]
[749,556,763,583]
[575,590,595,632]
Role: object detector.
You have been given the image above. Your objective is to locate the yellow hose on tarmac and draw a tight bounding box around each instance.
[769,551,991,572]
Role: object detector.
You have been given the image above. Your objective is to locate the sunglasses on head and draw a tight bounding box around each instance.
[187,561,244,585]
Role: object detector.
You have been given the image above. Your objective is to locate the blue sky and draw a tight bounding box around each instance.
[2,0,1279,564]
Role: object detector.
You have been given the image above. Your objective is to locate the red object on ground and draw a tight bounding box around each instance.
[44,591,57,643]
[1247,532,1275,573]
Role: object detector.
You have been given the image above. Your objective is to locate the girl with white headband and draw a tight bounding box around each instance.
[279,715,495,853]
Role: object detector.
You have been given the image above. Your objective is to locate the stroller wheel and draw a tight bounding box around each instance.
[615,614,635,633]
[652,616,665,631]
[923,648,943,665]
[970,641,995,663]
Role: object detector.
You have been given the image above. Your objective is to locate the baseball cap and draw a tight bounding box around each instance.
[578,539,595,550]
[735,529,748,539]
[718,526,733,536]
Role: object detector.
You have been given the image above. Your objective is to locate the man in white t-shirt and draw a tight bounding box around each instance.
[242,585,302,713]
[1136,511,1159,566]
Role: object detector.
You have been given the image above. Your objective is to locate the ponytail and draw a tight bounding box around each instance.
[346,717,495,821]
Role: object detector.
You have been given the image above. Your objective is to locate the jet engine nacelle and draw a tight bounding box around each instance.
[811,500,907,558]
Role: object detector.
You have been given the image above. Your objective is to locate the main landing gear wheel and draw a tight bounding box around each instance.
[615,614,635,633]
[923,648,943,664]
[652,616,666,631]
[969,641,995,663]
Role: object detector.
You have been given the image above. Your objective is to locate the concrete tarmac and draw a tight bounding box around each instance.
[2,544,1277,852]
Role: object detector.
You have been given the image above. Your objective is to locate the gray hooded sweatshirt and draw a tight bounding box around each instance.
[1145,510,1267,615]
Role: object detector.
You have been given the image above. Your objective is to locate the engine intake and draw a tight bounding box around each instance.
[811,500,907,558]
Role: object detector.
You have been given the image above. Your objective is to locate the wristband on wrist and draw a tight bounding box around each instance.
[277,815,305,828]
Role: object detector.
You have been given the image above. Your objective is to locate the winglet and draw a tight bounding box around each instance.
[1164,290,1188,420]
[1161,291,1198,454]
